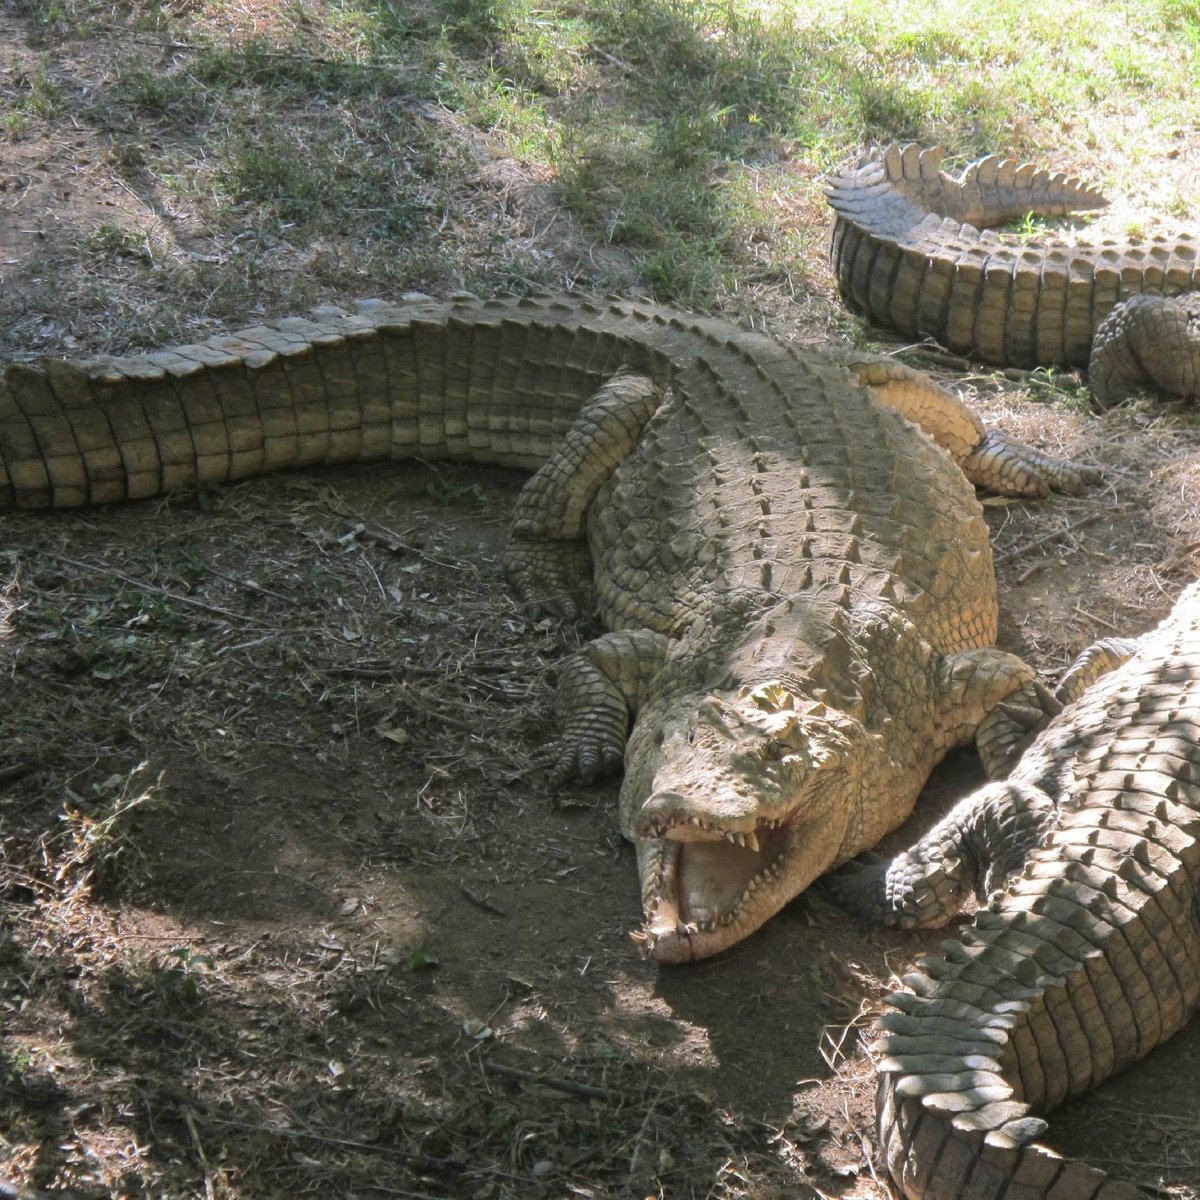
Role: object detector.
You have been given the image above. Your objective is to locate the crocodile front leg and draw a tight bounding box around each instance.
[844,354,1100,496]
[1089,293,1200,406]
[549,629,671,786]
[832,633,1144,927]
[504,368,662,619]
[829,778,1058,927]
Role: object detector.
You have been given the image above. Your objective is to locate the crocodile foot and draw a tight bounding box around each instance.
[1089,293,1200,406]
[504,536,594,621]
[960,430,1100,497]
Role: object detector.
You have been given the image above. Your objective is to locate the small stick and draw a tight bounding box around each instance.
[0,759,41,783]
[904,346,972,371]
[995,512,1100,567]
[459,881,509,918]
[1074,606,1122,634]
[192,1110,454,1167]
[341,522,467,570]
[481,1061,625,1103]
[184,1109,217,1200]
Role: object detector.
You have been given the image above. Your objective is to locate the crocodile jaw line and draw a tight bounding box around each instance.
[636,817,798,964]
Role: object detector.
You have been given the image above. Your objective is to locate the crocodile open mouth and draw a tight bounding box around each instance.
[636,816,796,961]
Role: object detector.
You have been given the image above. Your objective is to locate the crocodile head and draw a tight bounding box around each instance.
[627,680,863,963]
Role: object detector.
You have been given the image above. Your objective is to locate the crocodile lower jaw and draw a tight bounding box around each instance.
[634,820,797,963]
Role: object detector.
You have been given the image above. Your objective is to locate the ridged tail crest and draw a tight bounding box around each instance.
[826,143,1200,370]
[826,143,1108,232]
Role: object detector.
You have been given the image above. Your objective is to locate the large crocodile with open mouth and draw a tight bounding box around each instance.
[825,143,1200,405]
[832,580,1200,1199]
[0,293,1094,961]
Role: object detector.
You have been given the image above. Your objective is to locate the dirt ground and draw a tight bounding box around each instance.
[3,7,1200,1200]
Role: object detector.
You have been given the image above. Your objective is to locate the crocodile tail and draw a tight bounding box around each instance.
[826,144,1107,233]
[0,295,708,509]
[877,1074,1134,1200]
[874,788,1200,1200]
[826,143,1200,369]
[897,143,1105,228]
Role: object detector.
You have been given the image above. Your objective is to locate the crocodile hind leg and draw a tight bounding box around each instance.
[504,369,662,619]
[844,353,1100,496]
[1089,293,1200,407]
[1055,635,1140,703]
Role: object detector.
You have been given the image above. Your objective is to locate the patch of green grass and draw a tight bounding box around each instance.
[107,64,199,115]
[8,64,65,120]
[15,0,108,35]
[0,111,32,140]
[7,0,1199,330]
[82,221,157,263]
[217,122,436,238]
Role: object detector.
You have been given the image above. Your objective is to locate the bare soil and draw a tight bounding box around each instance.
[2,7,1200,1200]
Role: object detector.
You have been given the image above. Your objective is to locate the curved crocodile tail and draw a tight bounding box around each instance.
[826,143,1200,369]
[0,294,769,510]
[874,585,1200,1199]
[826,143,1108,233]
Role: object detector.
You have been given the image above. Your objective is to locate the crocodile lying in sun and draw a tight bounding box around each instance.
[825,143,1200,405]
[831,580,1200,1199]
[0,293,1096,962]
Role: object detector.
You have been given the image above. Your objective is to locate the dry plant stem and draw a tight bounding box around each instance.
[905,346,973,371]
[41,552,277,627]
[184,1108,217,1200]
[459,880,509,917]
[193,1110,456,1168]
[480,1061,626,1103]
[993,511,1100,565]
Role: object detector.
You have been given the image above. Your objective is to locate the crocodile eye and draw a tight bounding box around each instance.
[763,739,786,760]
[687,728,697,746]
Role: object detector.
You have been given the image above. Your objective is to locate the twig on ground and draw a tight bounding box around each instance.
[481,1061,626,1103]
[39,552,276,627]
[459,880,509,917]
[994,512,1101,566]
[902,346,971,371]
[184,1109,218,1200]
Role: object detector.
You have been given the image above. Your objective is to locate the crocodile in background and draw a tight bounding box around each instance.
[826,143,1200,405]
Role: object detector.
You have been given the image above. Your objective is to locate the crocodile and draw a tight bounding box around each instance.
[830,581,1200,1199]
[825,143,1200,406]
[0,293,1096,963]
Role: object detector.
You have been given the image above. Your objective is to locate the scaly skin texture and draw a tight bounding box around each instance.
[825,143,1200,405]
[0,293,1097,962]
[832,582,1200,1200]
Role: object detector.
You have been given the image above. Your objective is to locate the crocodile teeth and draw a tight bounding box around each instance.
[743,831,761,853]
